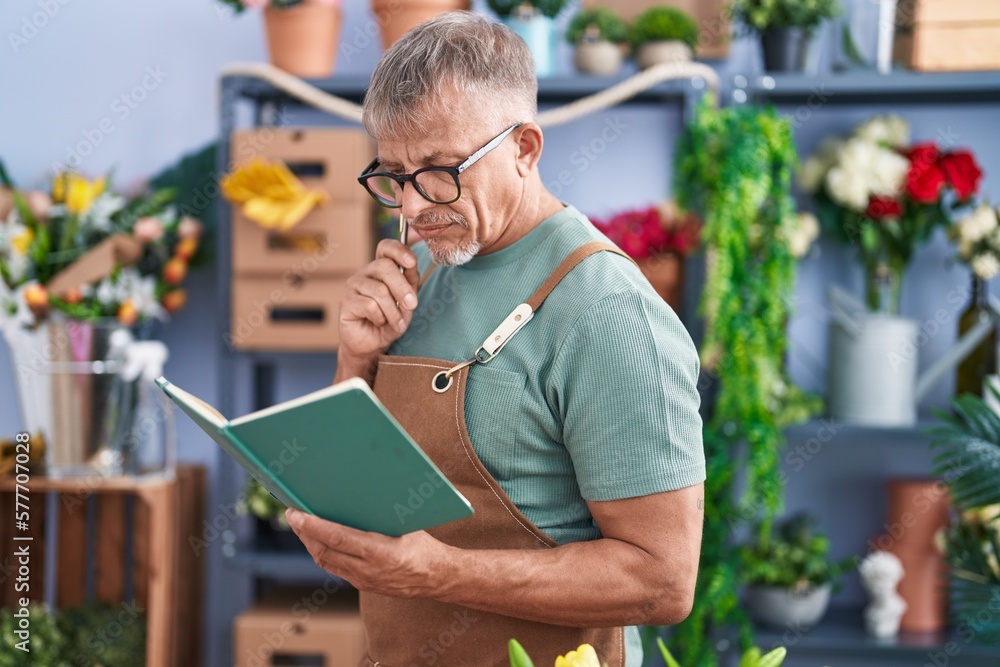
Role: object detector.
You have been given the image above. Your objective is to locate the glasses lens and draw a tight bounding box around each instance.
[365,173,400,206]
[414,169,460,204]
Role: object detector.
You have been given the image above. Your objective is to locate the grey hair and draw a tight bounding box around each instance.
[362,12,537,142]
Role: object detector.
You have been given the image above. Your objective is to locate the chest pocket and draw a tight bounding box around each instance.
[464,365,527,482]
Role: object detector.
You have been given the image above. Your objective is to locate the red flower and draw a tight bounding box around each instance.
[906,144,946,204]
[866,197,902,219]
[939,150,983,200]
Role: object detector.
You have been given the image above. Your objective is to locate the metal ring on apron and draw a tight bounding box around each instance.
[432,370,453,393]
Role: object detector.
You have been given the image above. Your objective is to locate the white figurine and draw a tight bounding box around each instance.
[859,551,907,639]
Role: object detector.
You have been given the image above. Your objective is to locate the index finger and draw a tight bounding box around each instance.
[375,239,419,290]
[286,508,380,558]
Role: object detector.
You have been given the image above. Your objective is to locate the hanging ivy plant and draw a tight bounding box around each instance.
[649,95,822,666]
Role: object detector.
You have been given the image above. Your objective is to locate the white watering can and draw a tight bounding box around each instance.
[826,285,1000,427]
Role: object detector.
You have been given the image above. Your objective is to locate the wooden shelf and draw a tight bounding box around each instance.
[0,472,175,493]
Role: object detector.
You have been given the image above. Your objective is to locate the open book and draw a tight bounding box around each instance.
[155,376,473,536]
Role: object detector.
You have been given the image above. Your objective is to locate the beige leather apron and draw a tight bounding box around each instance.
[361,242,631,667]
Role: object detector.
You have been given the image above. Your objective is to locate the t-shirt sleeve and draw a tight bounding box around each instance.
[546,289,706,501]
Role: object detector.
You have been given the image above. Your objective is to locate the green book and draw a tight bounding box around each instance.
[154,376,473,536]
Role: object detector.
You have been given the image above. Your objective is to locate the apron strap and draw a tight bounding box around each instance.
[418,263,437,290]
[432,241,633,392]
[526,241,632,311]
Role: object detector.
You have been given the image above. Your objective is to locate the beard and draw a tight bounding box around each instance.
[409,212,482,266]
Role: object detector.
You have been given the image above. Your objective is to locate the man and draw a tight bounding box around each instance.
[286,12,705,667]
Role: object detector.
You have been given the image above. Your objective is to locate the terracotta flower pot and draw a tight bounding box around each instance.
[883,478,950,633]
[263,3,342,78]
[370,0,470,51]
[638,253,684,312]
[636,40,692,69]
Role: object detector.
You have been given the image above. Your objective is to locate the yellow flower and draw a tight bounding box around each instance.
[554,644,601,667]
[53,173,106,215]
[221,158,328,232]
[11,227,34,256]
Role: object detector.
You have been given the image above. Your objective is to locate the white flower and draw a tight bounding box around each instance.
[856,114,910,149]
[971,254,1000,281]
[125,271,165,321]
[869,147,910,198]
[826,165,870,211]
[958,204,999,244]
[788,212,820,259]
[94,275,119,306]
[81,192,125,233]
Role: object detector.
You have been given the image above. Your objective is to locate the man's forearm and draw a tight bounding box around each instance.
[433,537,687,628]
[334,351,377,386]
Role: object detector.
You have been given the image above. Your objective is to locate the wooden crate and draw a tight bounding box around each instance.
[581,0,730,59]
[894,0,1000,71]
[0,466,206,667]
[233,202,375,277]
[231,274,348,351]
[230,128,375,203]
[233,586,366,667]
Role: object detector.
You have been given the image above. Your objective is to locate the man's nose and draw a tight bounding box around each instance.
[399,182,435,221]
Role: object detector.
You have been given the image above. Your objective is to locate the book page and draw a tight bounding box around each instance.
[228,376,370,427]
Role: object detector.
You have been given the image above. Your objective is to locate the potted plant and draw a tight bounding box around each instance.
[488,0,571,77]
[219,0,343,78]
[565,8,628,76]
[626,6,699,69]
[371,0,472,52]
[800,114,984,426]
[590,201,701,313]
[929,392,1000,645]
[731,0,840,72]
[741,513,854,630]
[0,161,202,476]
[240,477,303,550]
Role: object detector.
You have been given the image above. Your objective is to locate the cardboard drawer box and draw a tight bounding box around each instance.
[230,127,375,203]
[230,273,347,351]
[234,587,366,667]
[894,0,1000,71]
[233,201,375,276]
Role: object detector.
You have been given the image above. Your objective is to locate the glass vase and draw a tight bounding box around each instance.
[864,262,903,315]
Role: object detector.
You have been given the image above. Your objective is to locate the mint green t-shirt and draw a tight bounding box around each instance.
[387,204,705,667]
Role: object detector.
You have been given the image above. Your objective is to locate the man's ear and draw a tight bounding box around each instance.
[513,123,544,176]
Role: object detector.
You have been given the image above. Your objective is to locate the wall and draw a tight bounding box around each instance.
[1,1,998,665]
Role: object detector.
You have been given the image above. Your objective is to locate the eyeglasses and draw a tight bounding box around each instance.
[357,123,523,208]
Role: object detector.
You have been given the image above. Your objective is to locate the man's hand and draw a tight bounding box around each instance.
[285,508,450,599]
[336,239,421,384]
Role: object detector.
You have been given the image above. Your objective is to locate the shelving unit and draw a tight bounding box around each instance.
[209,67,1000,667]
[212,71,710,667]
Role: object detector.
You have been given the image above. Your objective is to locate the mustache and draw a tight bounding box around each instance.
[408,212,468,229]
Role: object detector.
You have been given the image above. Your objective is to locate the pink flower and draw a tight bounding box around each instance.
[178,216,203,240]
[133,216,165,243]
[242,0,269,8]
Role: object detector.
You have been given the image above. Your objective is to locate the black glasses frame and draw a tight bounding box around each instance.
[357,122,523,208]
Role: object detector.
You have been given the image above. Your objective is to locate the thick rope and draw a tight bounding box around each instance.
[220,60,719,128]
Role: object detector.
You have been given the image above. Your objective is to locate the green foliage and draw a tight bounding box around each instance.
[242,476,289,521]
[730,0,840,33]
[657,95,821,667]
[149,141,218,264]
[565,8,629,45]
[929,391,1000,513]
[628,6,699,48]
[741,514,854,588]
[0,603,70,667]
[0,601,145,667]
[488,0,571,19]
[508,638,534,667]
[659,637,788,667]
